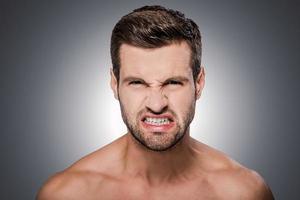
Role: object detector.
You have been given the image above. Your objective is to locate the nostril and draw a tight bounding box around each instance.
[146,106,168,115]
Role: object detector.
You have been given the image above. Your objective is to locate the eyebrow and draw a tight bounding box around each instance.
[164,76,189,83]
[122,76,190,84]
[122,76,146,84]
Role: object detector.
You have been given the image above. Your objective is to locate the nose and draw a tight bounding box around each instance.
[145,89,168,114]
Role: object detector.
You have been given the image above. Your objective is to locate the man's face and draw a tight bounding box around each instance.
[111,41,205,151]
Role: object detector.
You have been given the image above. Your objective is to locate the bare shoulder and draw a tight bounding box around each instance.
[193,140,274,199]
[220,165,274,200]
[37,136,126,200]
[36,169,108,200]
[239,168,274,200]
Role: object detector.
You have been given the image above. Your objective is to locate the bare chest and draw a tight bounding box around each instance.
[83,180,223,200]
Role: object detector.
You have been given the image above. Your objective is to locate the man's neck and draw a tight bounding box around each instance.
[122,131,199,186]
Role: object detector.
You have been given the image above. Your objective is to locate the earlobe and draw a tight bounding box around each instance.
[110,68,119,100]
[196,66,205,100]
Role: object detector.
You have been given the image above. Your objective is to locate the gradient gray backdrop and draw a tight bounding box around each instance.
[1,0,299,199]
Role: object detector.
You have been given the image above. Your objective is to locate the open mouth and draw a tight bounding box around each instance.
[142,117,173,126]
[140,115,175,131]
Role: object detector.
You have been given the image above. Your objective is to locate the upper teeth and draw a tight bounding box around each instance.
[144,117,170,125]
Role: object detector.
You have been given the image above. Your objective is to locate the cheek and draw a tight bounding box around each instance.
[119,89,146,113]
[167,88,195,114]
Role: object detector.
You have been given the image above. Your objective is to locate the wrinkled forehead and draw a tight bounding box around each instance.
[119,42,193,81]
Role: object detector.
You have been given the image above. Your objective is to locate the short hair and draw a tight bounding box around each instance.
[110,5,202,82]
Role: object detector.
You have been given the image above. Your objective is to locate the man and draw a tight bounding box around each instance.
[37,5,274,200]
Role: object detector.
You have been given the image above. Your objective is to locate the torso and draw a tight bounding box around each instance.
[57,171,228,200]
[37,135,273,200]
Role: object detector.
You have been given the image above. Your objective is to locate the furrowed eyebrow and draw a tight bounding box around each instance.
[122,76,146,84]
[122,76,189,84]
[164,76,189,83]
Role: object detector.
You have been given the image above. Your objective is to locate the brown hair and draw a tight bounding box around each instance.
[110,5,202,82]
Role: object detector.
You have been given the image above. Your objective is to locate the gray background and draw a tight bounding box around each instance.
[1,0,299,199]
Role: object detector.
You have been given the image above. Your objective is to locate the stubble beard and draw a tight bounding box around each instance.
[119,100,196,152]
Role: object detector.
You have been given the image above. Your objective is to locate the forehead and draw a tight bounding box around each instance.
[119,42,193,80]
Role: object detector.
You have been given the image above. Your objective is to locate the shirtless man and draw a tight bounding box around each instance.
[37,5,274,200]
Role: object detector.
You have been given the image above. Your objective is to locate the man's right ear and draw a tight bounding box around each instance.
[110,68,119,100]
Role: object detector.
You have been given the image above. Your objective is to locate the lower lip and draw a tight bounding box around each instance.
[141,120,175,132]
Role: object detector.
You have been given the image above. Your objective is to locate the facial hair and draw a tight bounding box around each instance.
[119,100,196,152]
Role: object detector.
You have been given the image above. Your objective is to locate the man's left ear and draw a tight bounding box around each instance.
[195,66,206,100]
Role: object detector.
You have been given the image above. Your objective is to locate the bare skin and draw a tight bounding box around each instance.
[37,42,274,199]
[37,134,273,200]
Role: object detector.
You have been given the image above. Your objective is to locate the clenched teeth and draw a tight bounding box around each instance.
[144,117,170,125]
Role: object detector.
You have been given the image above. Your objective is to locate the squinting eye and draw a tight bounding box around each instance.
[166,80,183,85]
[129,80,143,85]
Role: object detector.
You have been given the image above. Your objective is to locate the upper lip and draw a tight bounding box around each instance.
[141,114,174,122]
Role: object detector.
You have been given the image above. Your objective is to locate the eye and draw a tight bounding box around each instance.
[165,80,183,85]
[128,80,148,88]
[129,80,143,85]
